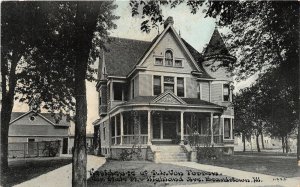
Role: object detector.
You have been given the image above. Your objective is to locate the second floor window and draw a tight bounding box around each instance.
[165,50,173,66]
[223,84,230,101]
[177,77,184,97]
[131,79,135,99]
[197,82,202,99]
[113,83,122,101]
[164,76,174,93]
[153,76,161,96]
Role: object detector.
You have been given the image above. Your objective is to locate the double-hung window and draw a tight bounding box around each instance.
[153,76,161,96]
[164,76,174,93]
[223,84,230,101]
[155,58,163,66]
[224,118,231,139]
[177,77,184,97]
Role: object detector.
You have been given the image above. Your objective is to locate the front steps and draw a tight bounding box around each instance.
[148,145,189,162]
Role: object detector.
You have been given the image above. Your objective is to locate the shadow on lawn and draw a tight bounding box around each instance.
[2,157,72,187]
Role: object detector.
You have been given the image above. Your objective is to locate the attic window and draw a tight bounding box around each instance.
[30,116,35,121]
[165,50,173,66]
[155,58,163,66]
[174,59,182,67]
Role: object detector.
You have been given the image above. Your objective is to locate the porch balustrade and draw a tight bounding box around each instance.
[112,135,148,145]
[184,134,223,146]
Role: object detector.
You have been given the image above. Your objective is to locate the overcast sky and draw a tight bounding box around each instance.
[13,1,255,133]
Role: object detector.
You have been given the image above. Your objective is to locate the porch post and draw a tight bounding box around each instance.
[180,111,184,144]
[218,115,222,143]
[160,114,163,139]
[120,113,124,145]
[114,115,117,145]
[210,112,214,145]
[147,110,152,145]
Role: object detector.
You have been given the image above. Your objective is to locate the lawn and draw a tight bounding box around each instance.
[2,157,72,187]
[198,154,300,178]
[87,160,233,187]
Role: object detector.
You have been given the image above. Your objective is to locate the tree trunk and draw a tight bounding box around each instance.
[256,134,261,152]
[1,54,20,186]
[260,132,265,149]
[242,133,246,152]
[285,136,289,153]
[282,136,285,153]
[72,2,100,186]
[298,113,300,166]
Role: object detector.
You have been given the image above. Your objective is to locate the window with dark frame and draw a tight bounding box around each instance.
[131,79,135,99]
[155,57,163,66]
[223,84,230,101]
[224,118,231,139]
[153,76,161,95]
[165,50,173,66]
[164,76,174,93]
[113,83,122,101]
[177,77,184,97]
[103,127,106,140]
[197,82,201,99]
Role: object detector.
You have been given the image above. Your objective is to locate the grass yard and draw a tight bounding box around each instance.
[2,157,72,187]
[87,160,232,187]
[198,154,300,178]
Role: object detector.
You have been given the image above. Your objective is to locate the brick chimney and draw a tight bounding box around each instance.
[164,16,174,28]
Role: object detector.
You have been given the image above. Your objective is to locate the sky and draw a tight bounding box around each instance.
[12,1,255,133]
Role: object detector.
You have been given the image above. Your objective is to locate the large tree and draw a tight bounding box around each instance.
[1,2,52,183]
[1,2,118,186]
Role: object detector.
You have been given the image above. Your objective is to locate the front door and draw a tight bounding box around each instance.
[62,138,68,154]
[163,121,177,139]
[28,138,35,156]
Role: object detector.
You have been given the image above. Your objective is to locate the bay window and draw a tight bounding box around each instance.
[223,84,230,101]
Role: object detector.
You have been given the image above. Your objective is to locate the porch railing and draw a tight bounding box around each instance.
[184,134,223,146]
[112,135,148,145]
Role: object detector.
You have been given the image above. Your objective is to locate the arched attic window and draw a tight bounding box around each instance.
[165,50,173,66]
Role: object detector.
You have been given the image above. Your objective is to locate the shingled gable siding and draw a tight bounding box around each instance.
[139,74,152,96]
[142,32,194,74]
[203,60,232,82]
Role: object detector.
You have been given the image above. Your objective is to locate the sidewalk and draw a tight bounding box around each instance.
[168,162,300,187]
[14,155,106,187]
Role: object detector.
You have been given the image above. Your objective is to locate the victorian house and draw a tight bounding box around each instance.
[94,17,236,162]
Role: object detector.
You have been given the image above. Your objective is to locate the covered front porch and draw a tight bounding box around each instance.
[110,110,226,147]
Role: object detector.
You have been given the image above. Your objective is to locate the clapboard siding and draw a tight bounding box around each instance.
[139,74,152,96]
[201,82,210,101]
[211,83,223,103]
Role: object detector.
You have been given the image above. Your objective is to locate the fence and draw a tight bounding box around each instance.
[8,140,61,158]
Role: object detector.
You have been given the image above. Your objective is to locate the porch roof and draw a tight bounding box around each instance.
[125,96,222,108]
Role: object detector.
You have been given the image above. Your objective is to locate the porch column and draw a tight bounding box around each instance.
[120,113,124,145]
[180,111,184,144]
[210,112,214,145]
[147,110,152,145]
[114,115,117,145]
[218,115,222,143]
[160,114,163,139]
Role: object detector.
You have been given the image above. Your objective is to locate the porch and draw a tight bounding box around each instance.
[110,110,230,147]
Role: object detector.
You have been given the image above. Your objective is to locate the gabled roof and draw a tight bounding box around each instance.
[101,35,213,79]
[204,28,231,57]
[101,37,152,77]
[10,111,69,127]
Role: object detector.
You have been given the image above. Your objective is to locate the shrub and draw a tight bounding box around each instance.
[196,147,223,160]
